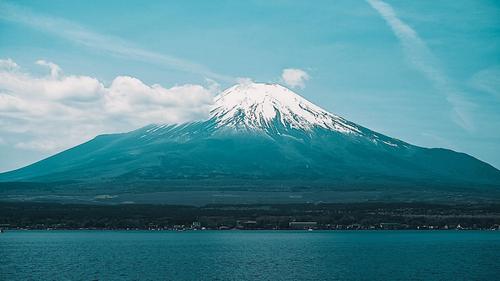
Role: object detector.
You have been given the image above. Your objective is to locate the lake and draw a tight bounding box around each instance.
[1,230,499,280]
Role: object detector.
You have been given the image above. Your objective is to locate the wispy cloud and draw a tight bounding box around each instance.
[0,1,234,82]
[366,0,475,131]
[469,66,500,99]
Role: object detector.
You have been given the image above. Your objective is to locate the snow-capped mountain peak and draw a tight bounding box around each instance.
[211,82,360,133]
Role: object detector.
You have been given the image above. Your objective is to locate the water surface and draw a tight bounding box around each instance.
[1,230,499,280]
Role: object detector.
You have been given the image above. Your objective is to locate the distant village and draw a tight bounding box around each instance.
[1,201,499,232]
[2,221,500,232]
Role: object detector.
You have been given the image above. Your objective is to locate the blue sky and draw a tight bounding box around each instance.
[1,0,500,171]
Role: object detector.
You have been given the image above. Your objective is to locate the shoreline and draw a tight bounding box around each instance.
[2,201,499,232]
[3,227,499,232]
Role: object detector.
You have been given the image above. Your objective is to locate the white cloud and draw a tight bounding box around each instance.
[0,58,216,155]
[0,2,234,83]
[36,60,62,78]
[0,58,19,71]
[236,77,254,86]
[281,68,309,89]
[205,78,221,94]
[367,0,475,131]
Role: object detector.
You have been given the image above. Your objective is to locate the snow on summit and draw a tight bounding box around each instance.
[143,82,404,149]
[211,82,360,133]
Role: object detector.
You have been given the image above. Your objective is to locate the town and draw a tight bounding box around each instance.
[1,202,499,231]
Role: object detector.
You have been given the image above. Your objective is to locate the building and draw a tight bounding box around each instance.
[289,221,317,229]
[236,220,258,229]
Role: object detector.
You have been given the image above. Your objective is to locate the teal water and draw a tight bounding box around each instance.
[1,231,499,281]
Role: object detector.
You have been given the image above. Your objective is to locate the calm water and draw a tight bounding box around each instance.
[1,230,499,281]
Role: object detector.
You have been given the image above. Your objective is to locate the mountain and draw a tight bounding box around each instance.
[1,83,499,204]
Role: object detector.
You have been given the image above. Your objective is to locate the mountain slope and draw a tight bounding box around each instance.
[1,83,499,201]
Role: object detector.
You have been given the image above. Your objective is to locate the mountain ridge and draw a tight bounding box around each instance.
[0,82,499,204]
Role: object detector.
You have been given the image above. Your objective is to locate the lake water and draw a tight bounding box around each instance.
[1,230,499,280]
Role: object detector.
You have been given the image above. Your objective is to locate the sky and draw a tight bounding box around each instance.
[0,0,499,172]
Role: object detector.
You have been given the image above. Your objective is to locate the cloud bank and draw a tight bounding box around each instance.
[367,0,475,131]
[0,59,215,154]
[281,68,310,89]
